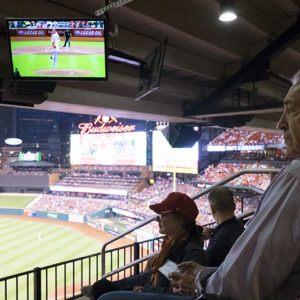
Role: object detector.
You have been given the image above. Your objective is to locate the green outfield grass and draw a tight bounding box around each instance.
[0,194,36,208]
[10,40,106,78]
[0,217,121,300]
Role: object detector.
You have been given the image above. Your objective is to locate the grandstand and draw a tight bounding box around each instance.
[208,128,284,147]
[50,171,145,198]
[0,101,295,299]
[2,0,300,297]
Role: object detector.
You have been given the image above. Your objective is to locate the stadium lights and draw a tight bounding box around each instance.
[219,0,237,22]
[155,121,169,130]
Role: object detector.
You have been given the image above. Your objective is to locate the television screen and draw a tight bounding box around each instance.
[152,130,198,174]
[6,19,107,80]
[135,37,168,101]
[70,132,147,165]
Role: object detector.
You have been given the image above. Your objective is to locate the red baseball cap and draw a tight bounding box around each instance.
[149,192,198,220]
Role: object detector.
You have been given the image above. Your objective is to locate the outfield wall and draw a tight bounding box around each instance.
[0,207,155,241]
[0,208,23,215]
[0,208,70,221]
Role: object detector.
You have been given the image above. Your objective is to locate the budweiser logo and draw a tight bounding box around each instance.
[78,122,136,136]
[78,115,136,136]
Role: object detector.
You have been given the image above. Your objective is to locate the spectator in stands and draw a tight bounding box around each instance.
[202,186,244,267]
[98,71,300,300]
[82,192,208,299]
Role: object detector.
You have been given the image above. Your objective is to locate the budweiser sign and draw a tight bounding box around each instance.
[78,115,136,136]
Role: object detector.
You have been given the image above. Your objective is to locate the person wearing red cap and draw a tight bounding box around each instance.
[81,192,208,300]
[149,192,199,221]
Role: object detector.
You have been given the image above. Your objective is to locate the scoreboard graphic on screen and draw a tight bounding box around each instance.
[152,131,198,174]
[70,132,146,166]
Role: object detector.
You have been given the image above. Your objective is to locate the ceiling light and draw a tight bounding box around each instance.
[219,0,237,22]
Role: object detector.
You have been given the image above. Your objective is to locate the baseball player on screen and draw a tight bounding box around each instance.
[51,28,60,50]
[50,45,58,68]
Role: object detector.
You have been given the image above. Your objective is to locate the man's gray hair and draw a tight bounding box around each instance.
[208,186,235,212]
[291,70,300,86]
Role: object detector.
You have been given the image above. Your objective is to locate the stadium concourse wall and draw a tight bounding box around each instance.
[0,207,154,244]
[0,174,57,193]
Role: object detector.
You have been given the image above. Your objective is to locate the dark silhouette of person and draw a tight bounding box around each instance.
[63,29,71,48]
[14,68,21,78]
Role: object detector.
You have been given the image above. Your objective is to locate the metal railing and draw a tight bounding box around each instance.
[0,168,281,299]
[0,237,163,300]
[101,168,280,276]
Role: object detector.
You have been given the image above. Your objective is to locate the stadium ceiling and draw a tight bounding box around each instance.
[1,0,300,132]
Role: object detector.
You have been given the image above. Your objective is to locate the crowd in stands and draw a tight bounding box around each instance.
[9,20,104,29]
[130,177,200,203]
[209,129,283,146]
[222,149,287,162]
[28,194,127,216]
[27,172,254,234]
[197,162,285,190]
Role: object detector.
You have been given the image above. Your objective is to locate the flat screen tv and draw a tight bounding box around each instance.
[6,18,107,80]
[135,37,168,101]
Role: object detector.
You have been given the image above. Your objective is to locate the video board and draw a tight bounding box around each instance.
[70,132,146,165]
[152,131,198,174]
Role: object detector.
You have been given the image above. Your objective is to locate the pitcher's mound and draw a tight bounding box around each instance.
[32,69,94,76]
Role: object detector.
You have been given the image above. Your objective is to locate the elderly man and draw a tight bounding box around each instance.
[169,71,300,299]
[98,72,300,300]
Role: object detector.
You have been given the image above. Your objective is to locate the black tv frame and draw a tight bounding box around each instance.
[135,37,168,101]
[6,18,108,81]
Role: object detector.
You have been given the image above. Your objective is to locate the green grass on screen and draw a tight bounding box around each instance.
[10,41,106,78]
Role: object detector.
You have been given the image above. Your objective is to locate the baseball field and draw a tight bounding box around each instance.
[0,195,129,299]
[10,40,106,78]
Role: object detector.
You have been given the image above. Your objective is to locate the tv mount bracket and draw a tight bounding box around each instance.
[95,0,133,16]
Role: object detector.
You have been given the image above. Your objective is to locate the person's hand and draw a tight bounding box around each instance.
[168,262,205,296]
[132,285,143,292]
[177,261,205,276]
[202,226,214,240]
[169,271,195,296]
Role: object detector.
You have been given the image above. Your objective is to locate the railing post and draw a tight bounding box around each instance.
[133,242,140,275]
[241,197,244,213]
[34,267,41,300]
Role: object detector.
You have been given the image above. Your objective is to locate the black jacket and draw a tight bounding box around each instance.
[206,217,244,267]
[93,232,208,296]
